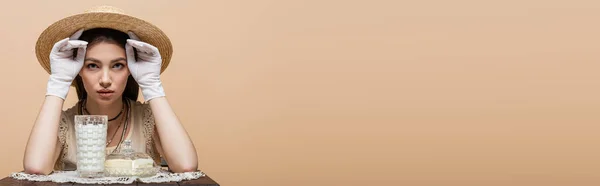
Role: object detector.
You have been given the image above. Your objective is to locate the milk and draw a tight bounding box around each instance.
[74,115,108,178]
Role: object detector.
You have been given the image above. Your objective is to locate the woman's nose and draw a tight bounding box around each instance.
[99,70,112,88]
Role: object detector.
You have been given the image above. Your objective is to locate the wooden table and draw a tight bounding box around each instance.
[0,176,219,186]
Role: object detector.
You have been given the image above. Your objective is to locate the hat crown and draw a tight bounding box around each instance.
[84,5,125,14]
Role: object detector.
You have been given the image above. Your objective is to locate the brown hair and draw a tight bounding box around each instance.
[74,28,139,101]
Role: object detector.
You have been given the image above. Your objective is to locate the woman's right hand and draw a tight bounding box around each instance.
[46,29,88,100]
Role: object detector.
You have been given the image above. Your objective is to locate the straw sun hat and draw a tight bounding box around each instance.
[35,5,172,75]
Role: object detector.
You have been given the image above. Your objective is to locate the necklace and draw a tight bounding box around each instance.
[110,99,130,154]
[82,99,125,121]
[105,111,125,146]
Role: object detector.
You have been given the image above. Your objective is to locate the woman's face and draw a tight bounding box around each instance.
[79,42,129,104]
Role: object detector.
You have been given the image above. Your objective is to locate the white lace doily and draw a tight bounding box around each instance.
[10,170,205,184]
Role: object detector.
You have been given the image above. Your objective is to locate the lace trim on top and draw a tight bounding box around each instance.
[55,112,69,170]
[142,103,160,163]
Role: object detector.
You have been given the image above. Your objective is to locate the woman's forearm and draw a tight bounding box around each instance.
[149,97,198,172]
[23,95,64,175]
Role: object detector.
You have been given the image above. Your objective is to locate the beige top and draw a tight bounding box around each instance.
[53,99,161,171]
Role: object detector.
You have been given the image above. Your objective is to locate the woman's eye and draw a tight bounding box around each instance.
[113,63,124,69]
[87,64,98,69]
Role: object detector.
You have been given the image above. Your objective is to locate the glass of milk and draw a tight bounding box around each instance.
[75,115,108,178]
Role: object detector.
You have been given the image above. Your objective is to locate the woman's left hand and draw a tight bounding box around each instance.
[125,31,165,101]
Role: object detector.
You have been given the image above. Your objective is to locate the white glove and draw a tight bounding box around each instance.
[125,31,165,101]
[46,29,88,100]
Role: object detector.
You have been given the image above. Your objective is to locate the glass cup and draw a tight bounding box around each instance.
[74,115,108,178]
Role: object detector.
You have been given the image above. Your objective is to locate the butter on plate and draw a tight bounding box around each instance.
[105,158,154,168]
[103,140,159,177]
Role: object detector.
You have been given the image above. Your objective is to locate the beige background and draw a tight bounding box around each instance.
[0,0,599,185]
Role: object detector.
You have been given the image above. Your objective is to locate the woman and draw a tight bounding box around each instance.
[22,6,198,175]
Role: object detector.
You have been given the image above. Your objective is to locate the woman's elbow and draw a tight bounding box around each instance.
[171,163,198,173]
[23,164,52,175]
[183,164,199,172]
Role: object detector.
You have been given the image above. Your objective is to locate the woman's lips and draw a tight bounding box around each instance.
[97,90,115,98]
[98,92,114,98]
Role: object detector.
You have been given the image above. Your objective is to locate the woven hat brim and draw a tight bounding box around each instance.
[36,12,172,74]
